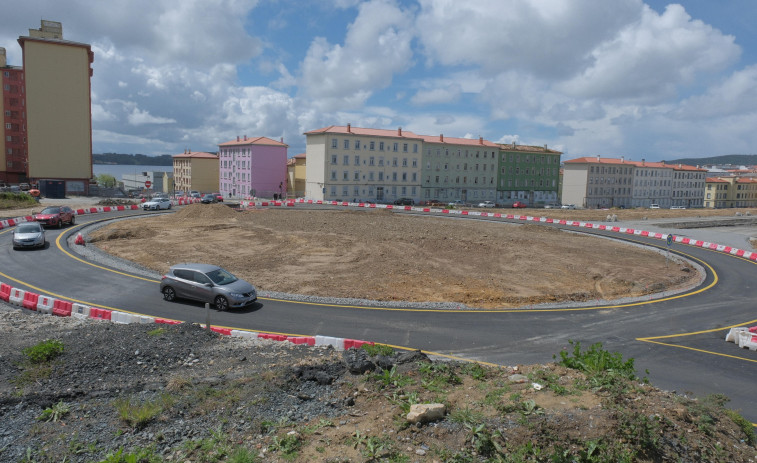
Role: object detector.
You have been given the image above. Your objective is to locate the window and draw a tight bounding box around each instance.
[403,143,408,152]
[355,155,360,165]
[369,172,374,180]
[354,171,360,180]
[370,141,375,150]
[344,139,349,149]
[369,156,374,166]
[412,173,417,182]
[355,140,360,150]
[332,139,338,148]
[379,142,384,151]
[393,143,398,152]
[343,155,349,165]
[378,172,384,181]
[392,172,397,181]
[343,171,348,180]
[413,144,418,153]
[393,158,398,167]
[402,158,408,167]
[402,172,407,181]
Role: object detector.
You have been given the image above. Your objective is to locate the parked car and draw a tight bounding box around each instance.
[143,197,172,210]
[649,204,660,209]
[201,194,217,204]
[512,201,527,208]
[393,197,414,205]
[12,221,46,250]
[544,203,560,209]
[478,200,496,208]
[34,206,75,228]
[189,190,201,198]
[160,263,257,311]
[19,183,30,191]
[448,200,467,208]
[212,192,223,202]
[560,204,576,210]
[670,205,686,210]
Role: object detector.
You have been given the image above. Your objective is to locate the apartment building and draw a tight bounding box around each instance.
[420,135,499,204]
[563,156,705,208]
[497,143,561,206]
[5,20,95,194]
[671,164,707,208]
[704,176,757,208]
[304,125,423,202]
[286,153,306,198]
[218,135,287,199]
[172,150,218,194]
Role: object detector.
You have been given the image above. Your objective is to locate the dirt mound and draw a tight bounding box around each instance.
[172,203,239,221]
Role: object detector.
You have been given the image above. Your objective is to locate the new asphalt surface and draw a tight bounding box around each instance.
[1,202,756,422]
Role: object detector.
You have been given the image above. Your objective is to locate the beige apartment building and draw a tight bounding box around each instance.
[704,176,757,208]
[287,153,306,197]
[14,20,94,194]
[172,150,219,194]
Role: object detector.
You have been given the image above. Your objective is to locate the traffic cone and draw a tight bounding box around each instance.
[75,233,85,246]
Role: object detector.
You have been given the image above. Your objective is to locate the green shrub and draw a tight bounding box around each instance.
[38,400,70,422]
[555,341,637,389]
[23,339,64,364]
[362,343,394,356]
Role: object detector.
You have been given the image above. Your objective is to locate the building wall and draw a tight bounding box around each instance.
[305,134,326,200]
[219,142,287,198]
[632,166,672,208]
[497,146,561,206]
[22,39,92,182]
[561,165,589,207]
[2,65,27,183]
[292,157,306,197]
[173,155,219,194]
[422,140,498,204]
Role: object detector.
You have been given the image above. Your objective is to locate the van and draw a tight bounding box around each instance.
[649,204,660,209]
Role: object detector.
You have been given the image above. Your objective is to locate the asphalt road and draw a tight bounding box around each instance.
[1,206,756,422]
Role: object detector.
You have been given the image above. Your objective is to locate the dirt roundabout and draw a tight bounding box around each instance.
[87,203,699,308]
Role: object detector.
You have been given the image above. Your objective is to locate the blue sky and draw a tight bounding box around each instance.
[2,0,756,162]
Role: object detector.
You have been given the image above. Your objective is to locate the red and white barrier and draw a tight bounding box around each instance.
[36,295,55,314]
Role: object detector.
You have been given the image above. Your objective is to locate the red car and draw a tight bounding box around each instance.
[512,201,527,208]
[212,192,223,202]
[34,206,76,228]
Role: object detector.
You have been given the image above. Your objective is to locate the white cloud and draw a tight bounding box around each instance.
[410,84,462,105]
[559,4,740,102]
[674,65,757,119]
[127,107,176,126]
[299,0,414,111]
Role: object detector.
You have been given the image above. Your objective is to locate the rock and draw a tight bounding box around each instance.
[395,349,430,365]
[508,374,528,383]
[342,348,375,374]
[407,403,446,424]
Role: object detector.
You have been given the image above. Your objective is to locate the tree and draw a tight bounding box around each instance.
[96,174,117,188]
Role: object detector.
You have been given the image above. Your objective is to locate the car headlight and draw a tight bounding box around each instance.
[228,293,245,298]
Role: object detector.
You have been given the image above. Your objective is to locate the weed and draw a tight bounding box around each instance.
[724,409,756,445]
[270,433,302,458]
[449,406,483,427]
[38,400,70,422]
[481,385,510,407]
[519,399,542,416]
[555,340,637,391]
[616,410,664,459]
[113,394,173,430]
[146,327,166,336]
[375,365,413,389]
[260,417,293,434]
[99,445,162,462]
[387,390,420,414]
[228,446,260,463]
[361,343,394,356]
[23,339,64,364]
[460,362,488,380]
[301,418,334,435]
[464,422,503,457]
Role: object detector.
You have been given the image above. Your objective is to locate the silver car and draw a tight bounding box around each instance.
[143,197,172,210]
[160,263,257,310]
[12,221,46,250]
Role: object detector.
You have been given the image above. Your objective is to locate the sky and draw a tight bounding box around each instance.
[2,0,757,162]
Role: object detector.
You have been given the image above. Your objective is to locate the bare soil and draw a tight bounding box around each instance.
[86,204,701,308]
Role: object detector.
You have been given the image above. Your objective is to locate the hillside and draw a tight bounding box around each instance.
[663,154,757,167]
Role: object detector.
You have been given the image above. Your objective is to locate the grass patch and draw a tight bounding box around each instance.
[361,343,394,356]
[555,340,639,391]
[113,394,174,430]
[0,192,37,210]
[38,400,70,423]
[23,339,64,364]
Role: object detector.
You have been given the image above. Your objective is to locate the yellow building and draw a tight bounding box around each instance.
[286,153,306,197]
[16,20,94,194]
[704,176,757,208]
[172,150,219,194]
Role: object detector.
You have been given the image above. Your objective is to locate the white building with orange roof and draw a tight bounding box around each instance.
[631,159,673,208]
[671,163,707,208]
[563,156,636,208]
[304,124,424,202]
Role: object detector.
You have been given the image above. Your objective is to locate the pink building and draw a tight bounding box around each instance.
[218,135,288,199]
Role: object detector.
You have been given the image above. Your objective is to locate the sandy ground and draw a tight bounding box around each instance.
[83,203,703,308]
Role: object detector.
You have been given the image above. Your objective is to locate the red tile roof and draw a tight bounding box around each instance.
[218,136,288,147]
[706,177,729,183]
[293,153,306,159]
[305,125,422,139]
[565,157,704,170]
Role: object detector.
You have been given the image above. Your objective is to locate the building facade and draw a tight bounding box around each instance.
[704,176,757,208]
[563,156,706,209]
[497,143,561,206]
[286,153,306,198]
[1,48,26,184]
[421,135,499,204]
[218,136,288,199]
[304,125,424,202]
[172,150,218,194]
[11,20,95,194]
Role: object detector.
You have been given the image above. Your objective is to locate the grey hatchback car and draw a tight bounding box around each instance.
[160,263,257,310]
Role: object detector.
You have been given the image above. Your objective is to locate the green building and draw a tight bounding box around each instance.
[496,143,562,206]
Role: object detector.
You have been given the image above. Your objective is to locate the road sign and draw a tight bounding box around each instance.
[144,180,152,188]
[667,234,673,246]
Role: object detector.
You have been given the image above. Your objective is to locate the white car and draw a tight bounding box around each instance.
[560,204,576,209]
[477,201,496,208]
[143,198,172,210]
[649,204,660,209]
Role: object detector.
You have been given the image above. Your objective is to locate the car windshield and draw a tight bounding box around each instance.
[205,268,238,285]
[16,223,41,233]
[40,207,60,214]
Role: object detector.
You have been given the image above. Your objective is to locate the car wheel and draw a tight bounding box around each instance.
[57,219,62,229]
[70,215,75,225]
[162,286,176,302]
[167,204,172,209]
[214,295,229,311]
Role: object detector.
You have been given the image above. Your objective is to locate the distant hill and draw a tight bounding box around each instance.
[663,154,757,167]
[93,153,174,165]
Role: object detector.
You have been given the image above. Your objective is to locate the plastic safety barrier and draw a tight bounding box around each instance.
[8,288,25,307]
[258,333,287,342]
[22,292,39,310]
[71,303,91,319]
[52,300,72,317]
[210,327,231,336]
[155,318,182,325]
[231,330,257,339]
[287,336,316,346]
[89,307,112,321]
[314,335,343,349]
[344,339,374,350]
[36,295,55,314]
[0,283,11,302]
